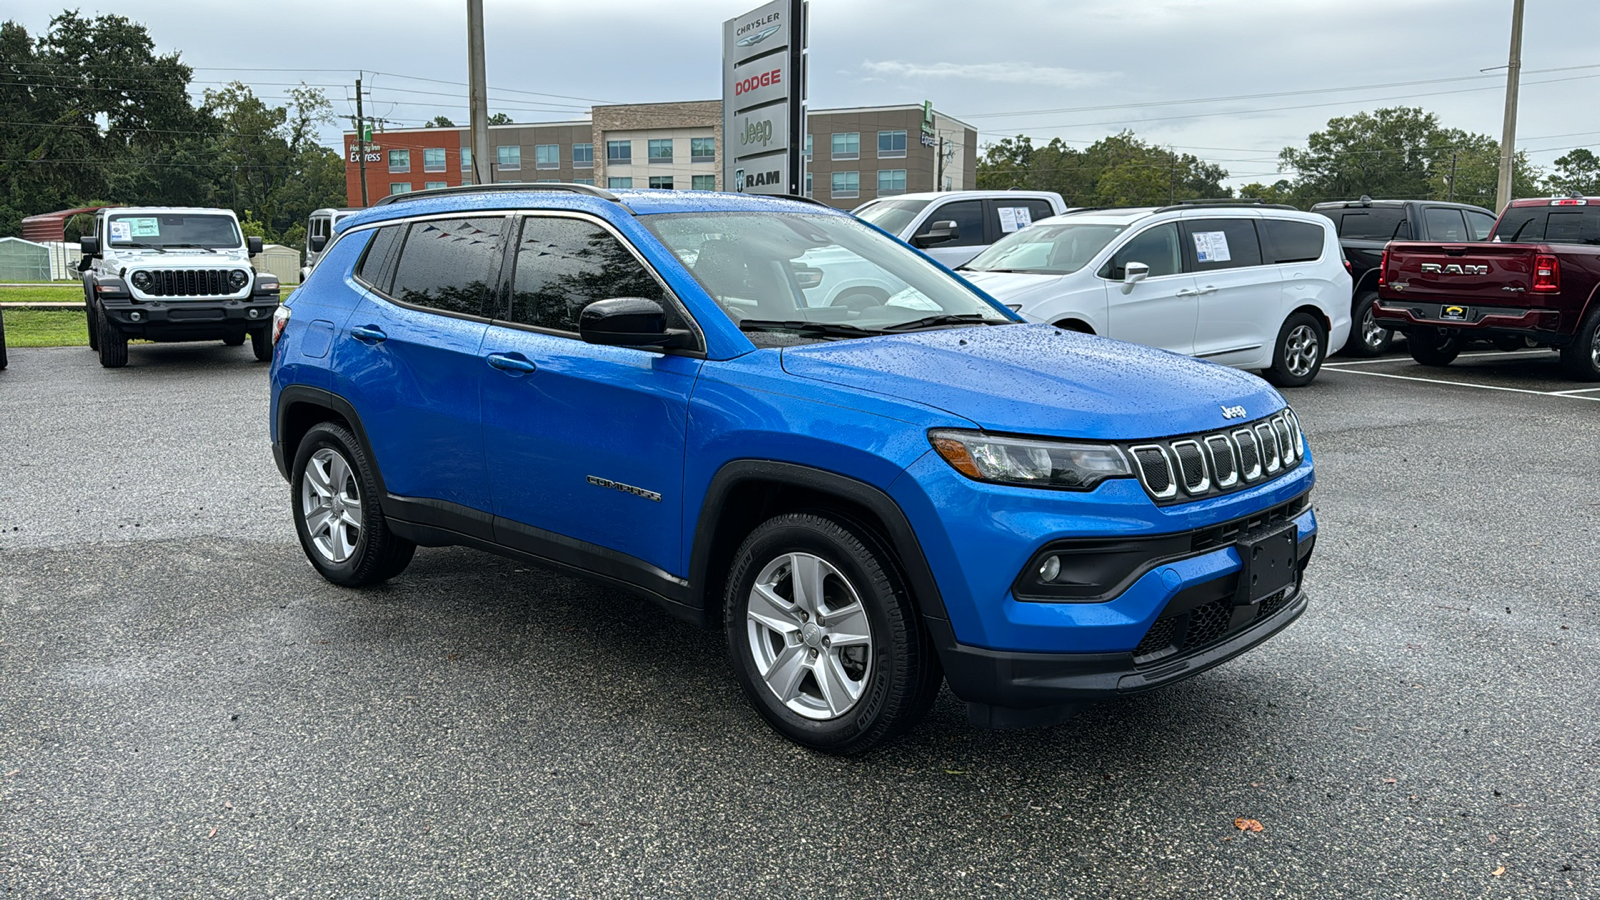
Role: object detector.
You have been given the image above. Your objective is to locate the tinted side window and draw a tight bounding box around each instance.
[923,200,985,247]
[1186,219,1263,271]
[1465,210,1496,241]
[389,217,505,317]
[1105,223,1181,279]
[510,216,672,333]
[1260,218,1326,264]
[1423,207,1468,242]
[1494,209,1544,242]
[1544,210,1600,246]
[355,225,403,292]
[1339,209,1408,241]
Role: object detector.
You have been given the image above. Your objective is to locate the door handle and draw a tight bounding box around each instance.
[1198,285,1220,295]
[350,325,386,344]
[1176,288,1199,296]
[486,352,538,374]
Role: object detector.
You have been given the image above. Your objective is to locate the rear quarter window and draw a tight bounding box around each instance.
[1260,218,1326,264]
[354,225,404,292]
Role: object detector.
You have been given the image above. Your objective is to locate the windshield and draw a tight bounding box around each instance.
[107,214,242,250]
[854,198,931,236]
[964,222,1128,275]
[641,211,1013,342]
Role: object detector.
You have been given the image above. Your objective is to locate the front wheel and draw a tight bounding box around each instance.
[1408,328,1462,367]
[1559,307,1600,381]
[1262,312,1327,388]
[291,422,415,586]
[96,312,128,368]
[250,327,272,361]
[223,333,246,347]
[1342,291,1392,357]
[85,298,100,351]
[724,513,940,755]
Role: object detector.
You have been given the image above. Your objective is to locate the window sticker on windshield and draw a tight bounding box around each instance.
[1193,231,1231,263]
[998,207,1033,233]
[126,217,161,238]
[108,221,132,242]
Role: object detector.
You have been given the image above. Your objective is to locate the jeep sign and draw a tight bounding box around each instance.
[723,0,806,197]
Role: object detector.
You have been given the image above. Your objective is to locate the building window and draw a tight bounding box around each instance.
[607,140,632,164]
[830,171,859,199]
[536,179,561,184]
[831,133,859,161]
[573,143,594,168]
[649,175,674,189]
[535,144,560,169]
[389,182,412,195]
[423,148,447,172]
[692,174,716,191]
[877,169,907,195]
[804,171,812,198]
[877,131,907,159]
[805,134,813,159]
[608,177,632,189]
[424,181,448,191]
[461,147,472,170]
[648,139,674,164]
[691,137,716,163]
[574,177,595,186]
[497,145,521,169]
[388,149,410,173]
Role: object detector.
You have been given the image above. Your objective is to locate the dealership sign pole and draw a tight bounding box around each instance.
[723,0,807,196]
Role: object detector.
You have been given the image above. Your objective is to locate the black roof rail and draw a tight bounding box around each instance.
[372,182,632,212]
[1154,198,1299,213]
[768,193,832,208]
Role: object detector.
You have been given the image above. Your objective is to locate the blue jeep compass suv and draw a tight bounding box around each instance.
[268,185,1317,754]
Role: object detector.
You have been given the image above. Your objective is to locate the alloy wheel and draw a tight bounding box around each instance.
[1284,324,1321,377]
[1360,307,1388,352]
[301,447,363,564]
[745,552,874,720]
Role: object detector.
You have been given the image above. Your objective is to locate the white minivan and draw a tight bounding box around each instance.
[960,203,1351,387]
[853,190,1067,268]
[301,207,360,281]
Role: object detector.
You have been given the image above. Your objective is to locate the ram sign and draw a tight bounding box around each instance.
[723,0,807,196]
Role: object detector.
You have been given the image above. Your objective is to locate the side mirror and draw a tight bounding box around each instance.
[247,236,264,257]
[307,234,327,253]
[1120,261,1149,294]
[579,297,691,349]
[79,236,100,257]
[913,220,959,248]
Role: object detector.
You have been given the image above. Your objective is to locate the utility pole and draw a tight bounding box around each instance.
[467,0,492,187]
[1168,148,1176,205]
[1495,0,1525,213]
[937,136,945,192]
[1448,150,1458,202]
[355,75,368,206]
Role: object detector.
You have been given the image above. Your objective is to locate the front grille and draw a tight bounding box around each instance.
[1132,617,1177,657]
[139,269,236,297]
[1125,409,1302,505]
[1182,598,1234,650]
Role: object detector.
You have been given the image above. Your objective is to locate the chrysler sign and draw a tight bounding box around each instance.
[723,0,807,197]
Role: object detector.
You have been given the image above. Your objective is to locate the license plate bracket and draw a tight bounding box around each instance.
[1235,522,1298,606]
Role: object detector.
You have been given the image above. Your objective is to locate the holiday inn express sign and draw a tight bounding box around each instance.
[723,0,807,196]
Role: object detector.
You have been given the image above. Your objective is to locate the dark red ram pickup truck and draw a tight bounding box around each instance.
[1374,197,1600,380]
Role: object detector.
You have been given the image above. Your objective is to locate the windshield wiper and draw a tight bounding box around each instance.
[738,319,884,339]
[881,314,1007,332]
[163,243,217,253]
[115,243,165,252]
[958,267,1028,274]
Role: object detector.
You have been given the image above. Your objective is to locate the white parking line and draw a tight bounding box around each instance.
[1323,366,1600,401]
[1550,386,1600,395]
[1323,350,1554,369]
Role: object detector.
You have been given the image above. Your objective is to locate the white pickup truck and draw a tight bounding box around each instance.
[79,206,281,367]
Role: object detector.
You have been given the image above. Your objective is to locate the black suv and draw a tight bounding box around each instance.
[1310,198,1496,355]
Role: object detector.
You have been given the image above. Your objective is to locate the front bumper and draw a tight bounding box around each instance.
[99,293,281,340]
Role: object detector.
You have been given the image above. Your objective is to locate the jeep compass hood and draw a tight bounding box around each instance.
[780,324,1284,439]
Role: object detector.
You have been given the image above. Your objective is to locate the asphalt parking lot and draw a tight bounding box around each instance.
[2,341,1597,898]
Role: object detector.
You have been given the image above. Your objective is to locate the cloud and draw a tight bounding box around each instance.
[860,60,1113,90]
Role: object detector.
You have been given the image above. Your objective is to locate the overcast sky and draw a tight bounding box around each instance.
[5,0,1597,187]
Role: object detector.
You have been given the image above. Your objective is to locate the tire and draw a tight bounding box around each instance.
[0,311,7,370]
[1408,328,1462,367]
[85,297,100,352]
[723,513,940,755]
[1261,312,1327,388]
[290,422,415,586]
[1342,291,1392,357]
[96,311,128,368]
[1559,306,1600,381]
[250,327,272,361]
[223,333,246,346]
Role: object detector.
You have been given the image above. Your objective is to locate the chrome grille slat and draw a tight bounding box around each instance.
[1255,423,1282,473]
[1125,411,1303,504]
[1204,435,1238,488]
[1171,440,1209,495]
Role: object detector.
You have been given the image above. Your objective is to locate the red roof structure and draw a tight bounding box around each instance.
[21,206,107,242]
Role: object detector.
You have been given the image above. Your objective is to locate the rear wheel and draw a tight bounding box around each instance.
[291,422,415,586]
[85,298,100,351]
[0,310,8,370]
[1408,328,1462,367]
[1343,291,1392,357]
[724,513,940,755]
[1559,307,1600,381]
[1262,312,1326,388]
[96,312,128,368]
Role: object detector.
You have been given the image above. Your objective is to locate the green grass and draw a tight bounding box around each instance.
[0,284,80,303]
[2,308,89,346]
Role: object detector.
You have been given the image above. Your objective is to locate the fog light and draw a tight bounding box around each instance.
[247,308,260,319]
[129,311,142,322]
[1038,555,1061,582]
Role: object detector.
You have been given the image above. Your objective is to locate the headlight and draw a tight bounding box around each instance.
[228,269,249,289]
[929,429,1132,490]
[130,270,151,290]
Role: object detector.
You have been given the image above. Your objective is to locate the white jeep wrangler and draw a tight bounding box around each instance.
[79,207,281,367]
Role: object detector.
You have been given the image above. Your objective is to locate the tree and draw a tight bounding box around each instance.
[977,131,1228,207]
[488,112,512,125]
[1546,149,1600,197]
[425,115,456,128]
[203,81,343,240]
